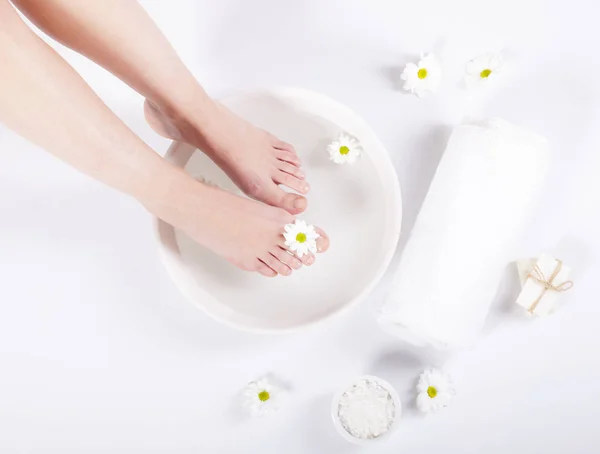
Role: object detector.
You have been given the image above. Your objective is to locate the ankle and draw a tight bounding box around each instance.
[151,86,216,128]
[138,163,205,219]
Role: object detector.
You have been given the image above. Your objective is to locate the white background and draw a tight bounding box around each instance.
[2,0,600,452]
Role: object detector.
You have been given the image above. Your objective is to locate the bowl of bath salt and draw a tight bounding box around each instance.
[332,375,402,444]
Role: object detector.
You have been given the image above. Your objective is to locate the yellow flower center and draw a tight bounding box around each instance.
[480,69,492,78]
[296,232,307,243]
[417,68,428,79]
[339,145,350,155]
[258,390,270,402]
[427,386,437,398]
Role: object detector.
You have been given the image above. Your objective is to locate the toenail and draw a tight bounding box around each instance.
[293,198,306,209]
[302,184,310,193]
[307,256,315,265]
[294,260,302,269]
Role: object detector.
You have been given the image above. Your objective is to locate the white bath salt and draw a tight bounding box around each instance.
[337,378,396,439]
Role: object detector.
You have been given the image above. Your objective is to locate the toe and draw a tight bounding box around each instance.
[299,252,316,266]
[271,247,303,270]
[274,171,310,195]
[272,138,296,154]
[277,161,305,179]
[262,254,292,276]
[315,227,330,253]
[261,182,307,214]
[276,150,301,166]
[256,261,277,277]
[281,192,307,214]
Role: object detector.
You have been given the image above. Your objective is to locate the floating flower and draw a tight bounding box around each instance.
[242,377,283,417]
[284,220,319,258]
[465,53,505,86]
[400,53,442,98]
[416,369,455,414]
[327,133,362,164]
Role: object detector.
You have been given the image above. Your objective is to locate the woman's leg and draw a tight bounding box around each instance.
[0,0,328,276]
[11,0,310,215]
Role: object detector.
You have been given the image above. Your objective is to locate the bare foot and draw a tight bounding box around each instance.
[146,174,329,277]
[144,99,309,215]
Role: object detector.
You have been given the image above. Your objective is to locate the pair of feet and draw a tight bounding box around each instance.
[144,98,329,277]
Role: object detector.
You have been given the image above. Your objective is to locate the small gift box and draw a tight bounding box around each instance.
[515,254,574,316]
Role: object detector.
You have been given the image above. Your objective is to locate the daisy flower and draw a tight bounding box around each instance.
[327,133,362,164]
[400,53,442,98]
[465,53,505,87]
[416,369,455,414]
[242,378,283,417]
[283,220,320,258]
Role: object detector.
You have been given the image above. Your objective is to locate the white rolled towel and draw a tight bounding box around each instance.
[379,119,549,349]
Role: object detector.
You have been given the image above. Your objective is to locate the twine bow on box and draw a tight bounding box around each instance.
[527,259,574,314]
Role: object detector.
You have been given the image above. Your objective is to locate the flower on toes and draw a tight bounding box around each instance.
[327,133,362,165]
[465,53,505,87]
[400,53,442,98]
[242,378,283,417]
[283,220,319,258]
[416,369,455,414]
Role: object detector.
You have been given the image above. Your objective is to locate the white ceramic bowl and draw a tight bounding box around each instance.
[155,87,402,333]
[331,375,402,445]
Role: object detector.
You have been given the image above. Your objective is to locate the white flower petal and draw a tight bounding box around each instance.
[416,392,434,413]
[435,392,452,406]
[465,52,504,86]
[420,54,440,72]
[489,54,504,73]
[402,71,419,86]
[242,377,285,418]
[479,53,493,68]
[283,220,320,258]
[255,379,269,389]
[401,62,419,81]
[415,369,455,414]
[401,53,441,97]
[465,60,479,75]
[327,133,362,165]
[296,245,308,258]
